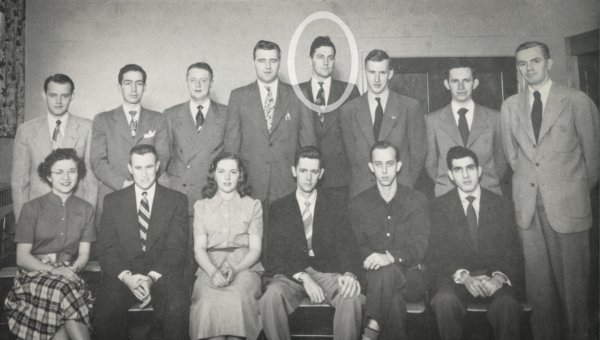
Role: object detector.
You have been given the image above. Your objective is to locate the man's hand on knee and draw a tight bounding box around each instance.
[300,273,325,303]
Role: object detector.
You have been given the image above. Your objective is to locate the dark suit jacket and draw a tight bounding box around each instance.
[340,90,427,197]
[163,100,228,213]
[97,184,189,279]
[224,81,316,202]
[427,188,523,294]
[264,190,361,280]
[299,79,360,189]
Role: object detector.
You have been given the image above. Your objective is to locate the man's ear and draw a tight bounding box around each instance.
[291,166,297,178]
[127,163,133,176]
[443,79,450,91]
[387,68,394,80]
[368,162,375,174]
[155,160,160,173]
[547,58,554,71]
[318,168,325,179]
[448,170,455,183]
[395,161,402,173]
[473,78,479,90]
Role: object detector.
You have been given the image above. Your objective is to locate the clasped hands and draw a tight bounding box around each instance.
[210,261,237,288]
[122,273,153,308]
[363,252,394,270]
[462,274,504,298]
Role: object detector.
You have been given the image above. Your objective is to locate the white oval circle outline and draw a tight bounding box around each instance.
[288,11,359,114]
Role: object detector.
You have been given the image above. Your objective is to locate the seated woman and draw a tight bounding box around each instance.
[4,148,95,340]
[189,152,263,340]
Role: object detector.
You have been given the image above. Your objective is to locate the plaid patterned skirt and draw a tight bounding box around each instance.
[4,268,93,340]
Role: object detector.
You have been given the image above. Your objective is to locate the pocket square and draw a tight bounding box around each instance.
[285,112,291,121]
[143,130,156,138]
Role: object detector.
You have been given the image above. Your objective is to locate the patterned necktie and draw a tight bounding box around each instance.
[138,191,150,252]
[466,196,478,251]
[128,110,137,138]
[457,108,469,146]
[315,82,326,125]
[196,105,204,130]
[52,120,62,142]
[531,91,542,142]
[373,97,384,140]
[302,201,314,256]
[264,86,275,132]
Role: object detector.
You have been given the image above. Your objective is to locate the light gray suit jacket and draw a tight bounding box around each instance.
[501,82,599,232]
[11,114,98,220]
[164,100,227,214]
[425,103,507,196]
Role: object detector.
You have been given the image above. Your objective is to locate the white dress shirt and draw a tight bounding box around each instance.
[310,77,332,105]
[123,103,142,123]
[451,99,475,130]
[47,112,69,146]
[189,99,211,129]
[367,89,389,124]
[527,79,552,114]
[258,79,279,107]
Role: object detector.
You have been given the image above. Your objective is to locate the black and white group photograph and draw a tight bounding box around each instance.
[0,0,598,339]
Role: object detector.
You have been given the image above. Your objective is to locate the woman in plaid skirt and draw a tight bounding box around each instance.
[5,148,95,340]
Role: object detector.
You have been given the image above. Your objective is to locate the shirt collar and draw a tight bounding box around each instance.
[451,99,475,115]
[296,188,317,208]
[528,79,552,105]
[457,184,481,204]
[47,112,69,126]
[189,99,211,114]
[368,88,389,110]
[311,77,331,90]
[135,183,156,202]
[258,78,279,92]
[207,191,241,212]
[123,104,142,118]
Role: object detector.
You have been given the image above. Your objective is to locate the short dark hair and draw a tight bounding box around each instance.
[44,74,75,93]
[294,146,322,168]
[370,141,400,162]
[186,62,214,80]
[515,41,550,60]
[202,152,251,198]
[445,58,477,79]
[365,49,391,66]
[118,64,147,84]
[310,36,336,58]
[38,148,86,187]
[253,40,281,60]
[129,144,158,164]
[446,146,480,170]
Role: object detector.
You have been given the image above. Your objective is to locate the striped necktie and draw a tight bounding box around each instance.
[138,191,150,252]
[302,201,314,256]
[264,86,275,132]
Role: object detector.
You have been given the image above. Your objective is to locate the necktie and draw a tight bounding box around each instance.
[373,97,384,140]
[264,86,275,132]
[52,120,61,142]
[128,110,137,138]
[196,105,204,130]
[315,82,326,125]
[531,91,542,142]
[466,196,478,251]
[302,201,314,256]
[457,108,469,146]
[138,191,150,252]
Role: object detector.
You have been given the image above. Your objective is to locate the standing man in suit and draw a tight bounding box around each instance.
[298,36,360,197]
[428,146,523,340]
[350,141,430,340]
[224,40,315,204]
[163,62,227,213]
[501,41,600,339]
[91,64,170,219]
[425,58,507,197]
[260,146,363,340]
[340,49,426,198]
[93,144,188,340]
[12,74,97,220]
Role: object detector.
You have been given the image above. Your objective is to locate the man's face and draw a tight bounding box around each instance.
[448,156,482,194]
[128,153,159,190]
[187,68,212,103]
[311,46,335,80]
[44,82,73,117]
[368,147,401,187]
[365,59,393,95]
[516,46,553,88]
[292,157,324,194]
[254,49,280,83]
[444,67,478,103]
[119,70,145,105]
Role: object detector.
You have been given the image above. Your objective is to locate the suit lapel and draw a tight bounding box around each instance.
[270,83,289,133]
[113,106,135,145]
[537,83,565,143]
[477,190,494,240]
[291,195,309,249]
[146,185,166,250]
[378,93,401,141]
[175,102,199,158]
[438,105,464,146]
[357,96,376,145]
[466,104,489,147]
[134,108,151,144]
[191,101,223,157]
[251,82,271,138]
[448,190,475,250]
[516,91,537,144]
[121,187,143,251]
[321,81,343,135]
[62,116,81,148]
[35,118,53,156]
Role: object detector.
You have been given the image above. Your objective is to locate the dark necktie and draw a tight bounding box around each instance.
[196,105,204,130]
[466,196,478,251]
[531,91,542,142]
[52,120,61,142]
[138,191,150,252]
[457,108,469,146]
[315,82,326,125]
[128,110,137,138]
[373,97,383,140]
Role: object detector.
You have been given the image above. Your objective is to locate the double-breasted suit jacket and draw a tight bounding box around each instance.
[224,81,316,203]
[340,91,427,197]
[11,114,98,220]
[299,80,360,189]
[163,100,227,213]
[425,104,507,197]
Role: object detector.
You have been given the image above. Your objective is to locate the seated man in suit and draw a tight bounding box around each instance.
[93,144,188,340]
[12,74,97,221]
[299,36,360,197]
[349,141,430,340]
[260,146,363,340]
[425,58,507,197]
[428,146,523,340]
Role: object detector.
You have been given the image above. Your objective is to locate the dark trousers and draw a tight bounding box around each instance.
[364,265,424,340]
[430,280,522,340]
[92,274,189,340]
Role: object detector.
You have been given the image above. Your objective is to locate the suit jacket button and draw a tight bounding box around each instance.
[535,162,540,167]
[183,184,187,187]
[187,165,191,169]
[269,143,273,147]
[530,183,535,187]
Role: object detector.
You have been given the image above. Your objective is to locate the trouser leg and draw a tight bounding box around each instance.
[487,286,522,340]
[259,275,304,340]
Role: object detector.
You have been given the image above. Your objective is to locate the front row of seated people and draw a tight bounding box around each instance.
[5,142,523,340]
